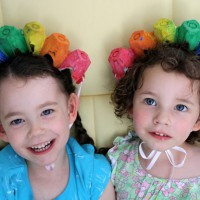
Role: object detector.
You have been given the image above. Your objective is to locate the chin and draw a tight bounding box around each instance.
[145,142,173,152]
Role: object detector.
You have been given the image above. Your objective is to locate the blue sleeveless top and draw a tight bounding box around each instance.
[0,137,111,200]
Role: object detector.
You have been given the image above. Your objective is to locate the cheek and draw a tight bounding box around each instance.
[6,132,23,152]
[173,122,193,136]
[51,115,69,133]
[132,107,151,128]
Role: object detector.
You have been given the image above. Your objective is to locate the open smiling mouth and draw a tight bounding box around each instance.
[29,139,55,154]
[149,132,171,139]
[154,132,168,137]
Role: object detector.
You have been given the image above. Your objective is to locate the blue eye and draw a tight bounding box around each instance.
[175,104,188,112]
[11,119,24,125]
[144,98,156,106]
[41,109,54,116]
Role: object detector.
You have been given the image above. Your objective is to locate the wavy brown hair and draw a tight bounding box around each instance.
[111,43,200,143]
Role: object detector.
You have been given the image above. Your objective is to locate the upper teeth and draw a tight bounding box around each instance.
[155,132,167,137]
[31,141,51,149]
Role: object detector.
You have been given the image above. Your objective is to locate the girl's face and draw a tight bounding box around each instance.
[131,64,200,151]
[0,76,78,168]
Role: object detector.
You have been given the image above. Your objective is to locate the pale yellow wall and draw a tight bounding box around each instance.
[0,0,174,95]
[173,0,200,24]
[0,0,200,147]
[0,2,3,26]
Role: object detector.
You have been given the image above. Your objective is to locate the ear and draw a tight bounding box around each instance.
[67,93,79,125]
[192,118,200,132]
[0,123,8,142]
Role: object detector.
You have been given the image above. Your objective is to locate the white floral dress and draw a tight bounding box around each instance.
[107,132,200,200]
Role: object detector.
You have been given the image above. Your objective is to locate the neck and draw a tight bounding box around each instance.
[27,147,69,178]
[138,142,188,178]
[141,142,188,161]
[27,149,70,199]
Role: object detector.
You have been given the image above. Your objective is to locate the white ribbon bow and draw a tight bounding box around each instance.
[139,142,187,170]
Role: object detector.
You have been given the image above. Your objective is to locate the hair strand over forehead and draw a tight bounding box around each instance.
[0,53,76,95]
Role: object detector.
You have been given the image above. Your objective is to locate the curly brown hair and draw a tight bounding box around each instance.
[111,43,200,118]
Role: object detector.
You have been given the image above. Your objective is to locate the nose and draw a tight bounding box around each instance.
[153,109,171,126]
[28,120,45,137]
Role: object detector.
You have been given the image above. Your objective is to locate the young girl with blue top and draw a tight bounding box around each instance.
[0,54,115,199]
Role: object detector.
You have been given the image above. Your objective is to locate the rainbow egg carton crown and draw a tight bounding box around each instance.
[0,21,91,84]
[108,18,200,80]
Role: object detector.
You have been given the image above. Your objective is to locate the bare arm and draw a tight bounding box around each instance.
[99,180,116,200]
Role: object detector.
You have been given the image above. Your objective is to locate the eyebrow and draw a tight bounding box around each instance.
[37,101,58,110]
[4,112,23,120]
[139,91,157,96]
[175,98,194,106]
[4,102,58,120]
